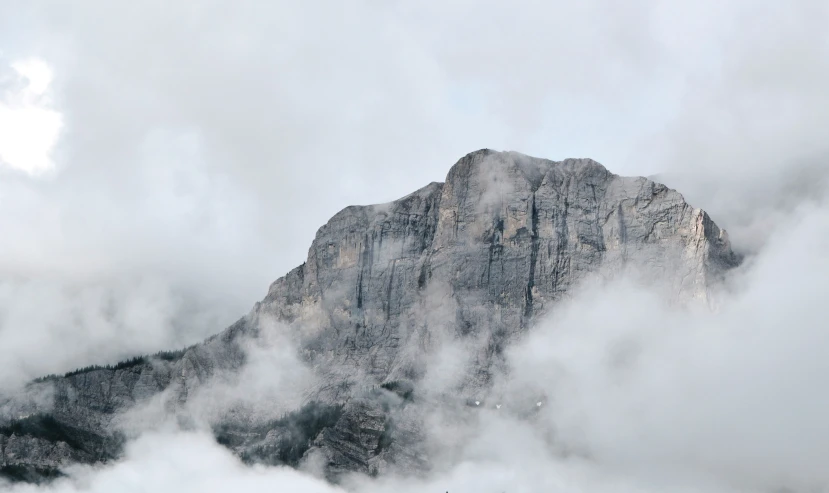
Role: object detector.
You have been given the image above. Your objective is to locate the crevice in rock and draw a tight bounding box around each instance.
[524,193,540,319]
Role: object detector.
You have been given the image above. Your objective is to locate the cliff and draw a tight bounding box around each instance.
[0,150,739,482]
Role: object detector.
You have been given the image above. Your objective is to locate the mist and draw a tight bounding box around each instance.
[2,0,829,491]
[9,208,829,493]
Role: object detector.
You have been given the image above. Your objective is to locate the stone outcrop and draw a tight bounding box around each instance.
[0,150,740,483]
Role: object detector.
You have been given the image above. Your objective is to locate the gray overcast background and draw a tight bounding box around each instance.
[0,0,828,386]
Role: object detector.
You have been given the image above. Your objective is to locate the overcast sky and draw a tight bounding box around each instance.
[3,2,829,492]
[0,0,828,384]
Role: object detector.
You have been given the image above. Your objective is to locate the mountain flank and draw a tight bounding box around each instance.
[0,149,739,482]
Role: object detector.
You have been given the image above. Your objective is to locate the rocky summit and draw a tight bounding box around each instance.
[0,149,740,483]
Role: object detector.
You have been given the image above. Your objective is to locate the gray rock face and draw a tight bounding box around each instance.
[0,150,739,482]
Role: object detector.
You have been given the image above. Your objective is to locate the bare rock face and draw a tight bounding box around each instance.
[0,150,739,483]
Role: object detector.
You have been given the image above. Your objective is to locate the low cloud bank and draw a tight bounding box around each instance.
[6,198,829,493]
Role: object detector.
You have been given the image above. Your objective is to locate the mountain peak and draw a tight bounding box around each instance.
[0,149,739,483]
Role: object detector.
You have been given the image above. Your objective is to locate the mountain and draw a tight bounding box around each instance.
[0,149,740,483]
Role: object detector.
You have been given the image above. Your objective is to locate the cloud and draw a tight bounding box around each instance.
[639,1,829,252]
[2,431,344,493]
[4,203,829,493]
[500,199,829,492]
[111,315,321,444]
[0,0,828,491]
[0,58,62,175]
[0,0,826,389]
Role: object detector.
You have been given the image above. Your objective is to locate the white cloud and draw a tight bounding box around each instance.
[3,431,345,493]
[0,1,828,490]
[12,60,53,96]
[0,58,62,176]
[0,0,823,390]
[4,205,829,492]
[498,200,829,492]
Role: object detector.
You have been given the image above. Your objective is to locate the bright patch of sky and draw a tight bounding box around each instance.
[0,57,62,176]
